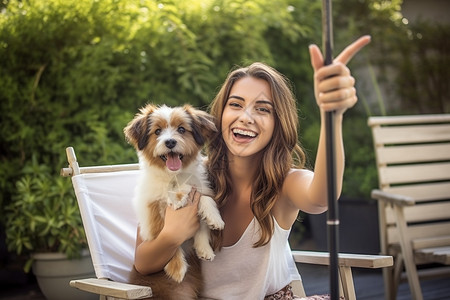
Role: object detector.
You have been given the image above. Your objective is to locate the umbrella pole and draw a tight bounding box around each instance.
[322,0,340,299]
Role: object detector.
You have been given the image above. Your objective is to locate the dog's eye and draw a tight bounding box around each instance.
[177,127,185,134]
[155,129,162,135]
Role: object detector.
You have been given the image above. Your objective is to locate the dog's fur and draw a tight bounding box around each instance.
[124,104,224,299]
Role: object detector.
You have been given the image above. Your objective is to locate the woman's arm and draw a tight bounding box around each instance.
[134,188,201,275]
[283,36,371,214]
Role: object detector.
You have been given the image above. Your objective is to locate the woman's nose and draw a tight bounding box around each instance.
[238,109,255,124]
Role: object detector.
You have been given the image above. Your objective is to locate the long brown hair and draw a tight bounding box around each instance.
[206,62,306,249]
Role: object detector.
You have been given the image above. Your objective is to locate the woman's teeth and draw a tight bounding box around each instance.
[232,129,256,137]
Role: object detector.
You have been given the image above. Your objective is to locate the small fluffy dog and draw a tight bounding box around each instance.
[124,104,224,299]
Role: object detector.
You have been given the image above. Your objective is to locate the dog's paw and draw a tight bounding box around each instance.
[164,257,187,283]
[203,210,225,230]
[206,217,225,230]
[168,183,191,210]
[165,268,186,283]
[196,246,215,261]
[168,192,187,210]
[198,195,225,230]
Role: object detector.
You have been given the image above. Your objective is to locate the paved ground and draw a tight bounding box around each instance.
[298,263,450,300]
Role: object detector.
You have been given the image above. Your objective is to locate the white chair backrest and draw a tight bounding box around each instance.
[72,169,141,283]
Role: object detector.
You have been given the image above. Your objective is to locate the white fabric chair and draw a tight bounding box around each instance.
[61,147,392,299]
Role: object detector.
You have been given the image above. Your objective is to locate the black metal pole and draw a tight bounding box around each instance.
[322,1,339,299]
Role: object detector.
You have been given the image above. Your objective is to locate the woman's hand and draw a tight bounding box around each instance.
[160,187,201,246]
[309,35,371,115]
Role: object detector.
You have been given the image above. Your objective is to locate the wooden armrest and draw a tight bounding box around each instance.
[412,235,450,250]
[371,189,415,206]
[70,278,152,299]
[292,250,393,269]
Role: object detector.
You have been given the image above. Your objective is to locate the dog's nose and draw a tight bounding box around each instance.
[165,139,177,149]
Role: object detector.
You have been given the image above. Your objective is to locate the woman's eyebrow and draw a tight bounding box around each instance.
[228,95,273,107]
[228,95,245,101]
[256,100,274,107]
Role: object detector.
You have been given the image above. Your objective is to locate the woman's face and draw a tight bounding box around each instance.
[221,76,275,159]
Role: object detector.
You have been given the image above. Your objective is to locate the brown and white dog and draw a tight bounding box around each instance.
[124,104,224,299]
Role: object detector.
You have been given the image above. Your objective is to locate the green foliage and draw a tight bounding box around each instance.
[341,115,378,198]
[394,21,450,113]
[5,157,86,272]
[332,0,449,114]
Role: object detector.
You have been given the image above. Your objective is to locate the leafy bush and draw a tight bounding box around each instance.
[5,158,86,272]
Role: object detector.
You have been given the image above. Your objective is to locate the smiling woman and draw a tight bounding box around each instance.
[199,37,369,297]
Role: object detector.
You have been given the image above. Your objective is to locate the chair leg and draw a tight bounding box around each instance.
[382,264,395,300]
[393,206,423,300]
[339,266,356,300]
[378,201,395,300]
[393,253,403,297]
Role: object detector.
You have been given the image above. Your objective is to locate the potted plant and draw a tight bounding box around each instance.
[4,164,96,300]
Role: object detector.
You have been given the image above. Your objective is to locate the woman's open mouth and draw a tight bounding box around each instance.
[232,128,257,142]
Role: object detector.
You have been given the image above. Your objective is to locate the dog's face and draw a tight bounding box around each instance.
[124,104,217,172]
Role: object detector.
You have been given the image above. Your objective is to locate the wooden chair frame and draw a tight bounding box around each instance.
[368,114,450,300]
[62,147,392,299]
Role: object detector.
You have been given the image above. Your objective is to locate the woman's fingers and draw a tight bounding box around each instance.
[318,88,358,112]
[315,64,353,88]
[309,35,370,114]
[309,35,371,72]
[309,44,324,72]
[334,35,371,65]
[188,187,201,206]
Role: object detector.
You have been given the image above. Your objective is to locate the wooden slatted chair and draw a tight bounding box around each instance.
[61,146,392,299]
[368,114,450,300]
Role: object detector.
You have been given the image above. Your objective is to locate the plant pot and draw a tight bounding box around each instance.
[32,250,97,300]
[308,197,380,254]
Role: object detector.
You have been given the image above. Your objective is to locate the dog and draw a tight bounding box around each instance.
[124,104,224,299]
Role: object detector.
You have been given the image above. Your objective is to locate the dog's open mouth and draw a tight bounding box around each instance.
[160,152,184,171]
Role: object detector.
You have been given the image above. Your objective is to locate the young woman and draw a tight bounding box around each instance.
[134,36,371,299]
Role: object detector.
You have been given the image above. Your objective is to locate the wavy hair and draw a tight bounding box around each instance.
[206,62,306,249]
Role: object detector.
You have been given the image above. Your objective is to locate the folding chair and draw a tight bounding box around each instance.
[61,146,392,299]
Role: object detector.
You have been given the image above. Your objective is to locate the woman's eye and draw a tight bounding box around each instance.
[256,107,271,113]
[229,102,242,108]
[177,127,186,134]
[155,129,162,135]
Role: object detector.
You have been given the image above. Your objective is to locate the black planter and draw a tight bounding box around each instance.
[308,197,380,254]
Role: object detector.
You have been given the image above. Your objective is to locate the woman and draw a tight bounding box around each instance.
[134,36,371,299]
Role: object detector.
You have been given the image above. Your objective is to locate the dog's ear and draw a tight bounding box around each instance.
[124,104,157,150]
[184,105,218,146]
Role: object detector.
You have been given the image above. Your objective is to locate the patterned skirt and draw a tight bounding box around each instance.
[264,284,345,300]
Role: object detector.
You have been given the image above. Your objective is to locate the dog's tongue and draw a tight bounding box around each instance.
[166,153,182,171]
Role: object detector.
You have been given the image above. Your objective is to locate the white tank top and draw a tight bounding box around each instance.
[199,217,301,300]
